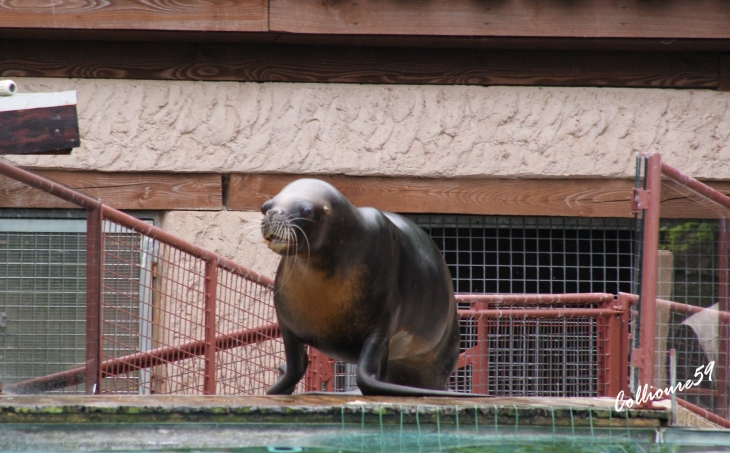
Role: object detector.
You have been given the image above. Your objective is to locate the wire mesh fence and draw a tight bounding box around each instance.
[306,294,631,397]
[409,216,635,296]
[635,153,730,427]
[0,161,631,402]
[0,225,87,394]
[97,214,283,395]
[657,179,729,419]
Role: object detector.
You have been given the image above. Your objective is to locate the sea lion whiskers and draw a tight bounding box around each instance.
[275,216,312,294]
[243,221,265,240]
[275,226,299,294]
[263,212,315,296]
[286,222,312,293]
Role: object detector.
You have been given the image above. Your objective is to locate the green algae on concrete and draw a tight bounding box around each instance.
[0,395,668,428]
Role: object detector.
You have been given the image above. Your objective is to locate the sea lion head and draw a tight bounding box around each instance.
[261,179,346,256]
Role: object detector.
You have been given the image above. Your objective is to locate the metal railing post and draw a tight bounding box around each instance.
[600,297,623,397]
[718,219,729,417]
[203,261,218,395]
[304,348,334,392]
[618,293,634,394]
[470,302,490,394]
[85,206,103,394]
[637,153,662,390]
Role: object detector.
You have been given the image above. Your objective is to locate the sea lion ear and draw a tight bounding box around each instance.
[323,206,331,214]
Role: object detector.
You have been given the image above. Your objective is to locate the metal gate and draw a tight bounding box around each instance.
[633,153,730,427]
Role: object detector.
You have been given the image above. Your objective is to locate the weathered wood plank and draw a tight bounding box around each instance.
[0,40,718,88]
[0,0,268,32]
[270,0,730,39]
[4,0,730,42]
[230,174,730,219]
[0,171,222,210]
[227,174,636,218]
[0,105,79,155]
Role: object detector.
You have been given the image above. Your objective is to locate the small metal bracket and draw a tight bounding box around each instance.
[631,188,650,214]
[0,311,6,328]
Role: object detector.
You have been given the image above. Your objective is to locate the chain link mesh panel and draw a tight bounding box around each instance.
[649,173,730,420]
[98,218,282,395]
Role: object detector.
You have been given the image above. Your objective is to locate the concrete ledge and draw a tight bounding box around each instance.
[0,395,666,427]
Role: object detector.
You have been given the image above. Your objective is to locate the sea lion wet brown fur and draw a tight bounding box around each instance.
[261,179,460,396]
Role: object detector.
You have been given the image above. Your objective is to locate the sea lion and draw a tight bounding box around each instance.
[261,179,460,396]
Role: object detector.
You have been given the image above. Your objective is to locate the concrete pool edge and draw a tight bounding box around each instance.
[0,395,672,427]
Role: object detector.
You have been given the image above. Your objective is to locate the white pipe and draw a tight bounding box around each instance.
[0,80,17,96]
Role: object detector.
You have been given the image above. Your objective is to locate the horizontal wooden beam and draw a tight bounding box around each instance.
[0,171,221,210]
[0,40,719,88]
[229,174,730,219]
[270,0,730,39]
[3,1,730,42]
[228,174,636,217]
[0,0,268,33]
[3,171,728,219]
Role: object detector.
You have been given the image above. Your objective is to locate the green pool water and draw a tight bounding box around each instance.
[2,423,730,453]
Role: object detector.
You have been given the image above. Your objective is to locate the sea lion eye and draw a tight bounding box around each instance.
[301,206,313,218]
[261,200,272,215]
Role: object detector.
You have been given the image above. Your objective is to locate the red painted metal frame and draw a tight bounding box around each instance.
[0,159,633,398]
[677,397,730,429]
[637,153,662,389]
[455,293,616,306]
[662,162,730,212]
[307,292,632,397]
[203,261,218,395]
[637,153,730,425]
[457,308,618,318]
[619,293,634,394]
[719,220,730,418]
[6,322,280,394]
[100,206,274,288]
[660,161,730,417]
[0,159,275,395]
[0,160,274,288]
[85,206,103,394]
[656,299,730,324]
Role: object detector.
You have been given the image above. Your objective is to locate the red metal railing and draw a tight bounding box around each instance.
[0,160,280,395]
[0,160,632,398]
[635,153,730,427]
[305,293,633,397]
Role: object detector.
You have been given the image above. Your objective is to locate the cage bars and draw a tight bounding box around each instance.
[85,206,102,394]
[305,292,632,397]
[635,153,730,426]
[0,159,632,399]
[636,153,662,389]
[0,159,276,395]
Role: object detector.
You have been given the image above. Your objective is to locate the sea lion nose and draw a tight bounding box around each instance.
[264,208,286,224]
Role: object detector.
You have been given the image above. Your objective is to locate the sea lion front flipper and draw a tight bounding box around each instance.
[267,331,308,395]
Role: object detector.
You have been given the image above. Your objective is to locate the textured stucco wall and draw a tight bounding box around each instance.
[7,77,730,179]
[162,211,280,278]
[9,77,730,279]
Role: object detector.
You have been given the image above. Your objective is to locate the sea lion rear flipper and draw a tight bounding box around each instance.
[267,333,308,395]
[356,332,485,397]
